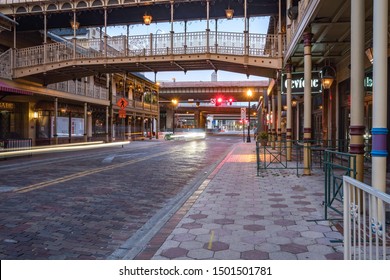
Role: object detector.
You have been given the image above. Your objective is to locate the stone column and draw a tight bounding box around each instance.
[371,0,388,195]
[350,0,365,182]
[303,31,313,175]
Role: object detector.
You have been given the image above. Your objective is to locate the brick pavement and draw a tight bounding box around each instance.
[135,142,344,260]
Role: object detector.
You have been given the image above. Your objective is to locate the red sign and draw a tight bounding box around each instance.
[117,98,128,109]
[119,109,126,118]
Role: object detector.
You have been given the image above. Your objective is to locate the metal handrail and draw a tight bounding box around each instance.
[343,176,390,260]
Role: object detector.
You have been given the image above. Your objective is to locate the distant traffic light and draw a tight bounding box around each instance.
[216,97,223,106]
[228,98,233,105]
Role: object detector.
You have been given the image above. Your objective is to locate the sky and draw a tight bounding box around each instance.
[107,16,269,83]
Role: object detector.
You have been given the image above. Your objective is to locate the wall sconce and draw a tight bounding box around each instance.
[60,105,68,113]
[292,98,297,107]
[365,47,373,64]
[320,65,336,90]
[143,13,152,25]
[33,111,38,119]
[225,7,234,20]
[70,17,80,30]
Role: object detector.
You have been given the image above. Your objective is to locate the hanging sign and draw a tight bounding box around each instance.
[281,71,322,95]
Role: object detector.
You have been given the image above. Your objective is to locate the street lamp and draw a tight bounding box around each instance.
[172,99,178,134]
[246,89,253,143]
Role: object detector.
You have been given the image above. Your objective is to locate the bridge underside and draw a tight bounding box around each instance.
[14,54,280,85]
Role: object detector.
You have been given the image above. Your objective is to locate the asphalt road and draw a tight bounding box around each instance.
[0,135,242,259]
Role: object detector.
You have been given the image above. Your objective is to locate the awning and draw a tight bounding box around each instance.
[0,81,33,96]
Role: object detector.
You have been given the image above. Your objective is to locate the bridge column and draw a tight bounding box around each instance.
[43,12,47,65]
[303,31,313,175]
[371,0,388,195]
[104,8,108,58]
[206,0,210,53]
[72,10,77,60]
[170,1,175,55]
[286,63,292,161]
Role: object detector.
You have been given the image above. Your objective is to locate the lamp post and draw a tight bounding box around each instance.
[172,99,178,134]
[246,89,253,143]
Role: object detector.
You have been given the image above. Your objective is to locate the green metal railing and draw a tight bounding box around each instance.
[324,150,356,219]
[256,139,350,176]
[256,138,366,221]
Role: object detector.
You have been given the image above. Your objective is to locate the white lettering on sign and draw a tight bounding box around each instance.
[364,76,373,88]
[285,78,320,90]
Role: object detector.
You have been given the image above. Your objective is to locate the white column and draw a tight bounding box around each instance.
[350,0,365,182]
[303,31,312,175]
[271,90,276,149]
[371,0,389,194]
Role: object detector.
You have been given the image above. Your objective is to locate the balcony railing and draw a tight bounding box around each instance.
[115,96,158,113]
[47,81,108,100]
[0,49,12,79]
[14,31,281,69]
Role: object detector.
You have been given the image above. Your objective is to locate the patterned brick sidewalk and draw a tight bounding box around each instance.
[135,142,344,260]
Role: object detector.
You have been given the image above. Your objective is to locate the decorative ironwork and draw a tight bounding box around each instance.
[350,203,359,219]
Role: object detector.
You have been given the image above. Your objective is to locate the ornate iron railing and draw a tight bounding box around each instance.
[0,49,12,79]
[14,31,281,69]
[47,81,108,100]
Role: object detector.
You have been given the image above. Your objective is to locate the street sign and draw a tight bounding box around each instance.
[119,109,126,118]
[117,97,128,109]
[241,107,246,120]
[210,98,216,105]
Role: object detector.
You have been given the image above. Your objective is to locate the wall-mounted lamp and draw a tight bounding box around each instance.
[292,98,297,107]
[320,65,336,90]
[70,17,80,30]
[33,111,38,119]
[365,47,373,64]
[225,7,234,20]
[60,105,68,113]
[143,13,153,25]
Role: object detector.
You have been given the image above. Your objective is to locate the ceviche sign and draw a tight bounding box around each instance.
[281,71,322,95]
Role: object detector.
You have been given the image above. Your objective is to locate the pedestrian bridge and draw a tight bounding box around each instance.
[4,30,283,84]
